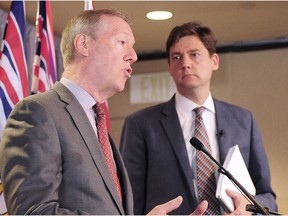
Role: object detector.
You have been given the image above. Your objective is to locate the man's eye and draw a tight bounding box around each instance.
[172,55,180,60]
[191,53,200,58]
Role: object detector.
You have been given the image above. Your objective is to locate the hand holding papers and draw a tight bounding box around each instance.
[190,137,270,215]
[216,145,256,213]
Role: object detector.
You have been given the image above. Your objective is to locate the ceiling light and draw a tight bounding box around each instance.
[146,11,173,20]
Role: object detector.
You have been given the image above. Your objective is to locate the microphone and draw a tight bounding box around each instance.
[190,137,273,215]
[216,129,224,139]
[190,137,225,175]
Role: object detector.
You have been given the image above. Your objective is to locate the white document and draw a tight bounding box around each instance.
[216,145,256,213]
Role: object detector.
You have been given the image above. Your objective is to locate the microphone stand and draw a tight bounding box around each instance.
[190,137,279,215]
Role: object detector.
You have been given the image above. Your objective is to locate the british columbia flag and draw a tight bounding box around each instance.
[31,0,57,94]
[0,1,28,214]
[0,0,28,139]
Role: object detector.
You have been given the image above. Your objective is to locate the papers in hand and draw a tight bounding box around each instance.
[216,145,256,213]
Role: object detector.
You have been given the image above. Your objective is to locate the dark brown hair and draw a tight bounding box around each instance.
[166,22,217,60]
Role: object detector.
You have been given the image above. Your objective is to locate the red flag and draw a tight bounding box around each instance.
[0,0,28,139]
[84,0,111,131]
[31,0,57,94]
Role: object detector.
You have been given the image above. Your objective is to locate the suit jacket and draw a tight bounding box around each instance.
[120,95,277,215]
[0,82,133,215]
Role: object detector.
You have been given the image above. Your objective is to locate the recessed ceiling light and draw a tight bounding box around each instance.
[146,11,173,20]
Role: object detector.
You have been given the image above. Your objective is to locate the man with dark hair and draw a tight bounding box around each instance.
[120,21,277,215]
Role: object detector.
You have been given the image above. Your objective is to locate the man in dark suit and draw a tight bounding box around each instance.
[0,10,208,215]
[120,22,277,215]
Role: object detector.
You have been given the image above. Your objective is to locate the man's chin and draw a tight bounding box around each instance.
[115,84,126,94]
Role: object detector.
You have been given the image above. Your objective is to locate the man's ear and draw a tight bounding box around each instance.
[211,53,220,71]
[74,33,89,57]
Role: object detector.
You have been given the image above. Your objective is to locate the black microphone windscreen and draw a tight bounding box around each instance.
[190,137,204,151]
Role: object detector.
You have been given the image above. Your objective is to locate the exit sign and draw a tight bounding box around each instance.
[130,72,176,104]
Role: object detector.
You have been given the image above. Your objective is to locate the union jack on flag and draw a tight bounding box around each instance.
[31,0,57,94]
[0,0,28,138]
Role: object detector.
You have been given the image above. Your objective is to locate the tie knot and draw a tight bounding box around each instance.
[94,103,105,117]
[194,106,205,116]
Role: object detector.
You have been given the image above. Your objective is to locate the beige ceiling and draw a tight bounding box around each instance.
[1,1,288,54]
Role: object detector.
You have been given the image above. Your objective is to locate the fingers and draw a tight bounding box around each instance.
[161,196,183,213]
[225,189,252,215]
[191,200,208,215]
[225,189,237,197]
[147,196,183,215]
[225,189,242,206]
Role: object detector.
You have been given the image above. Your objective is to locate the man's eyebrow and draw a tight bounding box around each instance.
[171,48,199,55]
[170,51,181,56]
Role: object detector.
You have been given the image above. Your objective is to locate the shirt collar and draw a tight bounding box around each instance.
[60,77,95,110]
[175,92,215,114]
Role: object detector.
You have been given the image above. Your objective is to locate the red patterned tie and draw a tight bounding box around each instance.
[94,103,122,203]
[194,106,220,214]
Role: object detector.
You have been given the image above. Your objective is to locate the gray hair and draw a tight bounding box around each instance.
[60,9,131,68]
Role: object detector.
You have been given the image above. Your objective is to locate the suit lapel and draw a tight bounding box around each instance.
[214,99,233,164]
[158,97,240,202]
[109,136,133,214]
[160,96,198,200]
[53,82,124,214]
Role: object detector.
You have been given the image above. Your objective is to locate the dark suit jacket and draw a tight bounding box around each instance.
[120,95,277,215]
[0,82,133,215]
